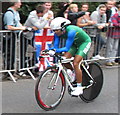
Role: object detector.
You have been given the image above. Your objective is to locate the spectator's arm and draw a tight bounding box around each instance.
[30,17,49,30]
[7,25,26,30]
[76,17,94,27]
[90,12,98,26]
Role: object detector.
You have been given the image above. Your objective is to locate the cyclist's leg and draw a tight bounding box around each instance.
[67,55,84,96]
[71,42,91,96]
[63,45,78,70]
[63,52,73,70]
[74,42,91,84]
[73,55,83,83]
[70,55,84,96]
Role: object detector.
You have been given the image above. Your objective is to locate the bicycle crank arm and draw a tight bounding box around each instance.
[83,80,95,89]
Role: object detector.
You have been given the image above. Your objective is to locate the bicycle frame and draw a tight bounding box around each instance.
[49,56,95,91]
[35,53,103,111]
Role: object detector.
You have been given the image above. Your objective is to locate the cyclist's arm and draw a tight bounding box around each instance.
[55,30,76,53]
[49,34,60,50]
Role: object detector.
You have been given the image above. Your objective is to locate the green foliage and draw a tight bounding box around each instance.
[19,2,42,23]
[19,2,101,23]
[88,2,101,13]
[19,2,40,16]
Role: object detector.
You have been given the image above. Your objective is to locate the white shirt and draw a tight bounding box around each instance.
[43,10,54,28]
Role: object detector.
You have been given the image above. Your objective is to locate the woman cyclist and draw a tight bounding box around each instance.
[49,17,91,96]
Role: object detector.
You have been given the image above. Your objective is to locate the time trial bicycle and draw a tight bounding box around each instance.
[35,50,103,111]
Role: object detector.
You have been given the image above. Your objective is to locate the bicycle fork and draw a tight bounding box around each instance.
[62,69,75,91]
[47,64,64,90]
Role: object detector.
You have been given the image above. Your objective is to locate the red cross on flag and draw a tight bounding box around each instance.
[35,28,54,71]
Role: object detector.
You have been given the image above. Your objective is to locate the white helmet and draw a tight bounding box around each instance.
[50,17,71,31]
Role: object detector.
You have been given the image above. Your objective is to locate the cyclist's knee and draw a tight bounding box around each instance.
[73,57,83,67]
[73,61,79,67]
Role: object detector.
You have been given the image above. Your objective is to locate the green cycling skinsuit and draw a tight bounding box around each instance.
[51,25,91,58]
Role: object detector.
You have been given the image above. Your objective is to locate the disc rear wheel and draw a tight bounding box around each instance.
[80,62,103,102]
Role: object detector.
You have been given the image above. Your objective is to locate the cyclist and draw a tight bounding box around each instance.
[49,17,91,96]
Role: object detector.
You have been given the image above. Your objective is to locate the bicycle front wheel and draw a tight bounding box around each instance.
[35,66,66,111]
[80,62,103,102]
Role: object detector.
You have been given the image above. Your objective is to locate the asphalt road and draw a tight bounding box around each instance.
[1,66,120,114]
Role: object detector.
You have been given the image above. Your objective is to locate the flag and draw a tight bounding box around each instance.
[35,28,54,71]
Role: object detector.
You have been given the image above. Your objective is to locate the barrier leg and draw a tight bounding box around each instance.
[8,71,17,83]
[26,69,36,80]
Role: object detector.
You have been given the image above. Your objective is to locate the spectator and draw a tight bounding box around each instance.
[68,3,79,25]
[105,4,120,66]
[110,0,118,15]
[24,5,53,67]
[56,0,73,18]
[24,5,52,30]
[56,2,70,18]
[90,4,109,59]
[106,0,118,23]
[3,0,26,80]
[76,3,96,28]
[3,1,26,31]
[41,2,54,28]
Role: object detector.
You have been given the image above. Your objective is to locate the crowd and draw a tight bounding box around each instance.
[2,0,120,81]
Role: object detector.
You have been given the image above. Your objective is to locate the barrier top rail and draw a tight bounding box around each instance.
[0,30,13,32]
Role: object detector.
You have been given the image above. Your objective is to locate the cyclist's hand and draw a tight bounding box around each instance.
[41,49,49,55]
[48,49,56,56]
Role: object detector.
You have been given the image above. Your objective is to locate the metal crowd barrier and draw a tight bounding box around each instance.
[0,30,17,82]
[0,30,36,82]
[83,26,120,62]
[17,30,36,80]
[0,26,119,82]
[0,29,54,82]
[83,26,107,59]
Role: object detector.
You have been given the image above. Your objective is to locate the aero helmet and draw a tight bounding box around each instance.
[50,17,71,30]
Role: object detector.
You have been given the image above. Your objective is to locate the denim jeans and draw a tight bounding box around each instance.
[93,33,106,56]
[106,37,119,62]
